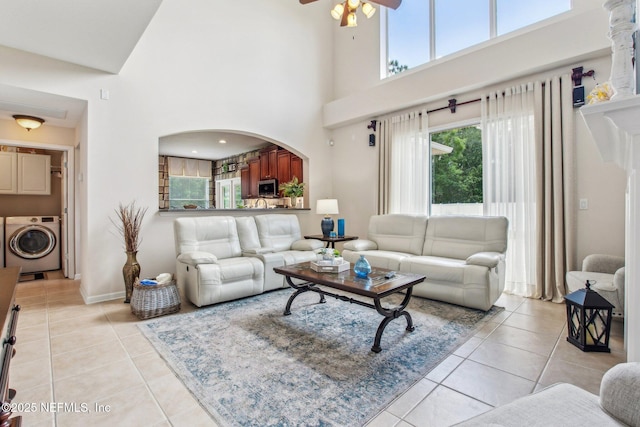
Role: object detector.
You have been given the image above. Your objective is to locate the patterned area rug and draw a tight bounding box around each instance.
[139,288,501,427]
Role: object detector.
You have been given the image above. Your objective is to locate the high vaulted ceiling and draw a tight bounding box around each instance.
[0,0,163,74]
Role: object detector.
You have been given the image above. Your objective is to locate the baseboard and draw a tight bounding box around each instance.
[80,287,125,304]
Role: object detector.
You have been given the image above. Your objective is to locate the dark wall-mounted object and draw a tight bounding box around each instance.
[367,120,377,132]
[369,134,375,146]
[448,98,457,113]
[571,66,595,107]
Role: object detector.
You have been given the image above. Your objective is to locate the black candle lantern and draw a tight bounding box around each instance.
[565,280,614,352]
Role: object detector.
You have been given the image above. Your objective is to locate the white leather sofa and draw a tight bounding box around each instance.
[174,214,323,307]
[342,215,509,311]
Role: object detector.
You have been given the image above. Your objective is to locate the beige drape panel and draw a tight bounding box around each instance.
[378,119,391,214]
[534,75,575,303]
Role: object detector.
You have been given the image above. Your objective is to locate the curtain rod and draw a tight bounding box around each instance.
[368,72,571,132]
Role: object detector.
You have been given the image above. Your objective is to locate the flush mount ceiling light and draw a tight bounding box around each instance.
[300,0,401,27]
[12,115,45,131]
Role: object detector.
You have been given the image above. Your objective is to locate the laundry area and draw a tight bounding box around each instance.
[0,145,66,280]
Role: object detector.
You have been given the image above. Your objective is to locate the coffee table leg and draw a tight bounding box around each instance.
[371,288,415,353]
[283,276,326,316]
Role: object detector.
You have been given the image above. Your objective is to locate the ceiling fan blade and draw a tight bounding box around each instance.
[371,0,401,10]
[299,0,318,4]
[341,4,349,27]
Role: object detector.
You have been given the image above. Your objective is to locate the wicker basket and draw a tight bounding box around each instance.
[131,278,181,320]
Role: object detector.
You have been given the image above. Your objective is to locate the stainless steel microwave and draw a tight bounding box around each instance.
[258,179,278,198]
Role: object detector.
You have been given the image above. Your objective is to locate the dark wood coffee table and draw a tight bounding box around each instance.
[273,262,426,353]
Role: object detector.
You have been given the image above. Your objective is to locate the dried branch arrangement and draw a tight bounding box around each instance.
[111,201,148,252]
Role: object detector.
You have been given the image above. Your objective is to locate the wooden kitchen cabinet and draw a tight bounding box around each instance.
[276,151,291,192]
[259,146,278,180]
[241,158,260,199]
[290,154,302,182]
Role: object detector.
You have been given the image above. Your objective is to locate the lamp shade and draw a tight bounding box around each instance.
[316,199,339,215]
[13,115,44,131]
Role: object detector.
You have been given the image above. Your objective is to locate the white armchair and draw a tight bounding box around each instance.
[565,254,625,316]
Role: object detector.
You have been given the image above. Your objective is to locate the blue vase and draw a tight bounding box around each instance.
[354,255,371,278]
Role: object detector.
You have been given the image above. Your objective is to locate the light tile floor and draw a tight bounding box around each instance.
[9,277,626,426]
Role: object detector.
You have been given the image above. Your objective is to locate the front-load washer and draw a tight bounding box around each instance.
[5,216,61,274]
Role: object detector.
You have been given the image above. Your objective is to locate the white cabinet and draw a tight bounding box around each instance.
[0,152,51,195]
[0,152,18,193]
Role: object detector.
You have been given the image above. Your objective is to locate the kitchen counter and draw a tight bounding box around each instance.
[158,208,310,217]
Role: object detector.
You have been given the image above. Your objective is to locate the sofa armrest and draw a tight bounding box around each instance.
[177,251,217,266]
[291,239,324,251]
[243,247,275,255]
[343,239,378,251]
[582,254,625,274]
[599,362,640,426]
[466,252,503,268]
[614,267,625,295]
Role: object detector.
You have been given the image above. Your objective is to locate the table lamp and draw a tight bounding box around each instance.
[316,199,339,237]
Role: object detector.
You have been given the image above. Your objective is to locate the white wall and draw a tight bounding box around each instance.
[327,0,626,270]
[0,0,334,302]
[0,0,627,301]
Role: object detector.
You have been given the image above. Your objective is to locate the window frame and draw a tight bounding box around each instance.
[384,0,571,77]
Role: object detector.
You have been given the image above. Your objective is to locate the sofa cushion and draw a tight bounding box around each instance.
[254,214,304,252]
[423,216,508,259]
[401,256,488,286]
[174,216,242,259]
[344,250,412,271]
[367,214,428,256]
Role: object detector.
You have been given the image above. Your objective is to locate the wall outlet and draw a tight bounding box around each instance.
[579,198,588,210]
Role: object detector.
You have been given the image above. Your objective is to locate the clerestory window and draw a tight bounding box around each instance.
[387,0,571,76]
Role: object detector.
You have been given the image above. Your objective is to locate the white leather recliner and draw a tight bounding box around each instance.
[238,214,323,290]
[174,216,264,307]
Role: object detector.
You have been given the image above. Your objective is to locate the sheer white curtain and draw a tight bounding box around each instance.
[379,110,430,215]
[482,83,537,297]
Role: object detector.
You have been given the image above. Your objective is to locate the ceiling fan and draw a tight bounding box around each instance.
[300,0,402,27]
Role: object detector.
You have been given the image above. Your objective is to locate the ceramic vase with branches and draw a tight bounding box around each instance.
[112,201,147,303]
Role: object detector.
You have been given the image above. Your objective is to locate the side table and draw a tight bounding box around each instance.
[304,234,358,249]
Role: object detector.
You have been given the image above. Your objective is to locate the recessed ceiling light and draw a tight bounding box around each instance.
[192,150,198,154]
[219,139,227,144]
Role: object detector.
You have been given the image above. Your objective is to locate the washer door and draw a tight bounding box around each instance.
[9,225,56,259]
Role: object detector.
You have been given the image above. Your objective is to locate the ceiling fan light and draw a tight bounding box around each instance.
[12,115,45,131]
[330,3,344,20]
[362,2,376,18]
[347,12,357,27]
[347,0,360,10]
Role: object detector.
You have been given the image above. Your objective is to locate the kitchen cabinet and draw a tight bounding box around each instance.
[241,158,260,199]
[276,151,291,194]
[275,151,304,197]
[290,155,302,183]
[0,152,51,195]
[259,146,278,180]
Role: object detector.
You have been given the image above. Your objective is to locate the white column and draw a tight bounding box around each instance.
[581,95,640,362]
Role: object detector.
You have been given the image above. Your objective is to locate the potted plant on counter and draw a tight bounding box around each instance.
[279,176,305,208]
